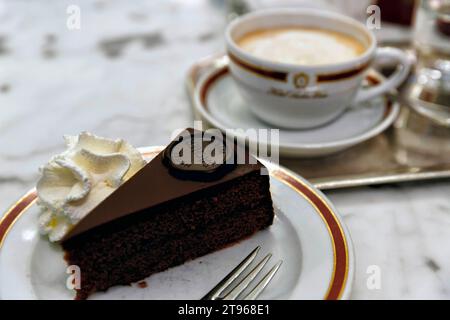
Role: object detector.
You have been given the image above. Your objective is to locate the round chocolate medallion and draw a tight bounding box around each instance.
[163,131,235,181]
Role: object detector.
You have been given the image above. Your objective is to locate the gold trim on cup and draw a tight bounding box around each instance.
[317,61,371,82]
[293,72,310,88]
[227,52,288,82]
[228,51,371,85]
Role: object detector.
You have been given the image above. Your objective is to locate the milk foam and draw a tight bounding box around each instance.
[237,28,366,66]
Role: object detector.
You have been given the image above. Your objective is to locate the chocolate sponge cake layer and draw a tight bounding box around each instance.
[62,171,274,300]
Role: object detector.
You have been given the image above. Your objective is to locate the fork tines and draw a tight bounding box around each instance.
[202,246,283,300]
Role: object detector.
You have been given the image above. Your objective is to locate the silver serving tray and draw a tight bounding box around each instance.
[186,54,450,190]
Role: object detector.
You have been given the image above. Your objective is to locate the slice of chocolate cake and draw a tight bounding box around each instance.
[59,129,274,299]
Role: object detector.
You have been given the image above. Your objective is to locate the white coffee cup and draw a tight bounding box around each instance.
[225,8,412,129]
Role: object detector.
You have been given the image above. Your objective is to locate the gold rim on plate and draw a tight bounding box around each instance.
[0,147,350,300]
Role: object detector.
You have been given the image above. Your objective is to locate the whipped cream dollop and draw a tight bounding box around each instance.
[37,132,146,242]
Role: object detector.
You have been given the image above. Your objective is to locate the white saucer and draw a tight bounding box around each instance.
[0,147,354,300]
[194,67,400,158]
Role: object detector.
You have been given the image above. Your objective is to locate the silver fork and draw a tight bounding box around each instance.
[201,246,282,300]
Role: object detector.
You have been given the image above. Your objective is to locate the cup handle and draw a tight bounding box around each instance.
[353,47,412,104]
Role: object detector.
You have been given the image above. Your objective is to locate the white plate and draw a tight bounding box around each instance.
[0,147,354,300]
[194,66,400,158]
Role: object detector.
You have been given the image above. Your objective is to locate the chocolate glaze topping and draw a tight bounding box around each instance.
[61,128,263,241]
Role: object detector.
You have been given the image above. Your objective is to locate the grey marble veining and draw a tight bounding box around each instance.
[0,0,449,299]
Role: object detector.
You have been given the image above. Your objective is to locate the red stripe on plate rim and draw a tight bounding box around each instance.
[0,148,349,300]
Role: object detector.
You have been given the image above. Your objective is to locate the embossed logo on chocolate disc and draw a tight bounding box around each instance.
[163,132,235,181]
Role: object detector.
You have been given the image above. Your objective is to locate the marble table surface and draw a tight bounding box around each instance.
[0,0,449,299]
